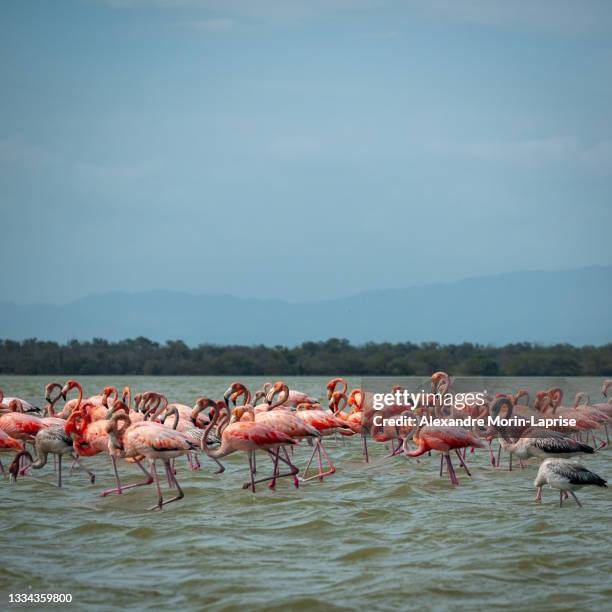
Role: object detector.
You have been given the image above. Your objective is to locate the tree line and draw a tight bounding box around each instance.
[0,337,611,376]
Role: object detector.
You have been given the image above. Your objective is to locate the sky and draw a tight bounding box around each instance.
[1,0,611,304]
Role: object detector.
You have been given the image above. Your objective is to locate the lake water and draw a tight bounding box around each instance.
[1,376,611,611]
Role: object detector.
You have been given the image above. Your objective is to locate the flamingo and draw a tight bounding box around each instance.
[105,410,199,510]
[0,388,39,414]
[326,377,348,400]
[58,380,115,420]
[10,423,95,487]
[0,429,23,477]
[226,382,320,488]
[260,382,319,408]
[0,400,49,474]
[158,403,218,472]
[199,397,299,492]
[403,404,485,486]
[330,390,361,435]
[0,401,48,442]
[43,383,65,418]
[291,394,350,482]
[65,400,154,497]
[534,458,607,507]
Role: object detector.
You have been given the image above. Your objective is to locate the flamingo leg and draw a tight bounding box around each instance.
[496,442,502,469]
[534,485,542,503]
[444,453,459,486]
[73,455,95,483]
[362,432,369,463]
[165,461,178,488]
[301,441,318,479]
[300,440,335,482]
[268,448,280,489]
[243,449,299,490]
[100,459,153,497]
[569,491,583,508]
[248,452,256,493]
[156,459,184,508]
[210,456,225,474]
[318,441,336,474]
[385,439,405,458]
[455,449,472,477]
[0,460,5,478]
[439,454,444,477]
[283,447,299,488]
[488,440,496,466]
[69,456,79,474]
[508,452,513,472]
[316,442,324,479]
[111,456,123,495]
[559,490,563,507]
[148,461,164,511]
[57,454,62,488]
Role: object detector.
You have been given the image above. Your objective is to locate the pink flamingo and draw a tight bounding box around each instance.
[291,393,350,482]
[198,397,299,492]
[0,429,23,477]
[105,409,198,510]
[58,380,116,420]
[404,405,485,486]
[227,382,320,488]
[65,400,154,497]
[260,382,319,408]
[0,388,39,414]
[0,400,48,442]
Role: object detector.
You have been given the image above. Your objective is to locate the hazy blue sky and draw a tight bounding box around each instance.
[1,0,611,304]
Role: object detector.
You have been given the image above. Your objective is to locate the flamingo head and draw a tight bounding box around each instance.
[431,371,449,393]
[61,379,80,400]
[265,381,289,406]
[326,377,347,399]
[328,391,347,414]
[223,382,246,405]
[347,389,363,410]
[101,386,118,408]
[45,383,63,404]
[231,406,254,422]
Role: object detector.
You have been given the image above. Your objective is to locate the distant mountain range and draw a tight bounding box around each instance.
[1,267,610,346]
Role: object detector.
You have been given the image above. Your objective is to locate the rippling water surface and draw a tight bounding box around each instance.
[1,376,611,611]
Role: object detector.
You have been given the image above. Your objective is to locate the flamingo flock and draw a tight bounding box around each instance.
[0,375,609,510]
